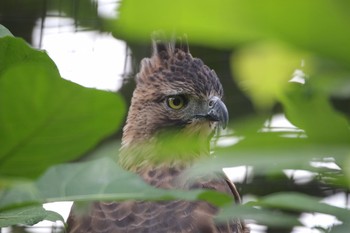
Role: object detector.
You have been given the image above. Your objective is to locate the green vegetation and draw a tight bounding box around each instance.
[1,0,350,232]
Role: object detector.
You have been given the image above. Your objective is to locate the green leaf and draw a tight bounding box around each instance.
[313,74,350,98]
[0,158,232,210]
[218,193,350,229]
[331,223,350,233]
[0,37,58,77]
[0,24,13,38]
[36,157,231,207]
[0,182,42,209]
[189,135,350,178]
[0,205,64,227]
[37,157,159,202]
[279,82,350,143]
[216,204,300,228]
[113,0,350,65]
[0,38,125,180]
[111,0,260,46]
[232,41,312,109]
[258,192,350,223]
[44,210,65,223]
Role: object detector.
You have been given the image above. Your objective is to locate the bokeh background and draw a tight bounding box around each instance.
[1,0,350,233]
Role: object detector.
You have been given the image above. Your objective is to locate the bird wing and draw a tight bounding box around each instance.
[68,200,216,233]
[67,167,248,233]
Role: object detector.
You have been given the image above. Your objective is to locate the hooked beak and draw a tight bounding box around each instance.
[207,96,229,129]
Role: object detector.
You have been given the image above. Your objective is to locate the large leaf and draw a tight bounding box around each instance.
[112,0,350,66]
[188,135,350,179]
[279,82,350,143]
[0,37,125,180]
[232,41,312,109]
[0,37,58,77]
[258,192,350,222]
[216,204,300,228]
[0,205,64,227]
[0,157,232,210]
[6,156,345,230]
[0,157,234,227]
[217,192,350,229]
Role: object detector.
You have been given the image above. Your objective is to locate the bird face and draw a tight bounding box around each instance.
[126,45,228,144]
[161,92,228,138]
[120,40,228,168]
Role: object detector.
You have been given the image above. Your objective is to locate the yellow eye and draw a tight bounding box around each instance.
[166,95,187,110]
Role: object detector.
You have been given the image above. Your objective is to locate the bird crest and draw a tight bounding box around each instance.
[137,33,192,82]
[152,33,189,59]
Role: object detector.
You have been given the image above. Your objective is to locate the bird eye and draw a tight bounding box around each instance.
[166,95,187,110]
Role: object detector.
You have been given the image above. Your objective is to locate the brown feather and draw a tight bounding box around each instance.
[67,37,249,233]
[68,166,248,233]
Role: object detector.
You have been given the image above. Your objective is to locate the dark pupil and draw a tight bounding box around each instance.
[172,97,181,106]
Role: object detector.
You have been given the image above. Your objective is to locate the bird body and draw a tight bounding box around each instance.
[67,37,249,233]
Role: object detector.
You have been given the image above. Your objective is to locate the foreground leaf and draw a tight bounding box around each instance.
[258,192,350,223]
[279,82,350,143]
[0,157,232,211]
[0,37,58,77]
[113,0,350,65]
[216,204,300,228]
[188,135,350,181]
[0,205,64,227]
[218,192,350,229]
[232,41,311,109]
[0,37,125,180]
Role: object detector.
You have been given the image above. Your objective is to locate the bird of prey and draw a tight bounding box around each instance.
[67,37,249,233]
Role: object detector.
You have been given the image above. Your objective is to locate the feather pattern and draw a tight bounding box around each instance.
[67,36,249,233]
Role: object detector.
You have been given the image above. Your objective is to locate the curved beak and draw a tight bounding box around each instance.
[207,96,229,129]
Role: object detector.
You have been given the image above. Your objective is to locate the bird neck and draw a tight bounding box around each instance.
[119,99,214,172]
[118,132,211,172]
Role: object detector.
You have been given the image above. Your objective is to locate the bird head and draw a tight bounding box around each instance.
[119,37,228,170]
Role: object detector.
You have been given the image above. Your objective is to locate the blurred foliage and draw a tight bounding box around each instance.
[0,29,125,226]
[112,0,350,67]
[0,0,100,43]
[0,205,63,228]
[0,36,125,182]
[232,41,313,109]
[1,0,350,232]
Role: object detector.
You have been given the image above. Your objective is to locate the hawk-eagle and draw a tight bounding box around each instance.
[67,37,249,233]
